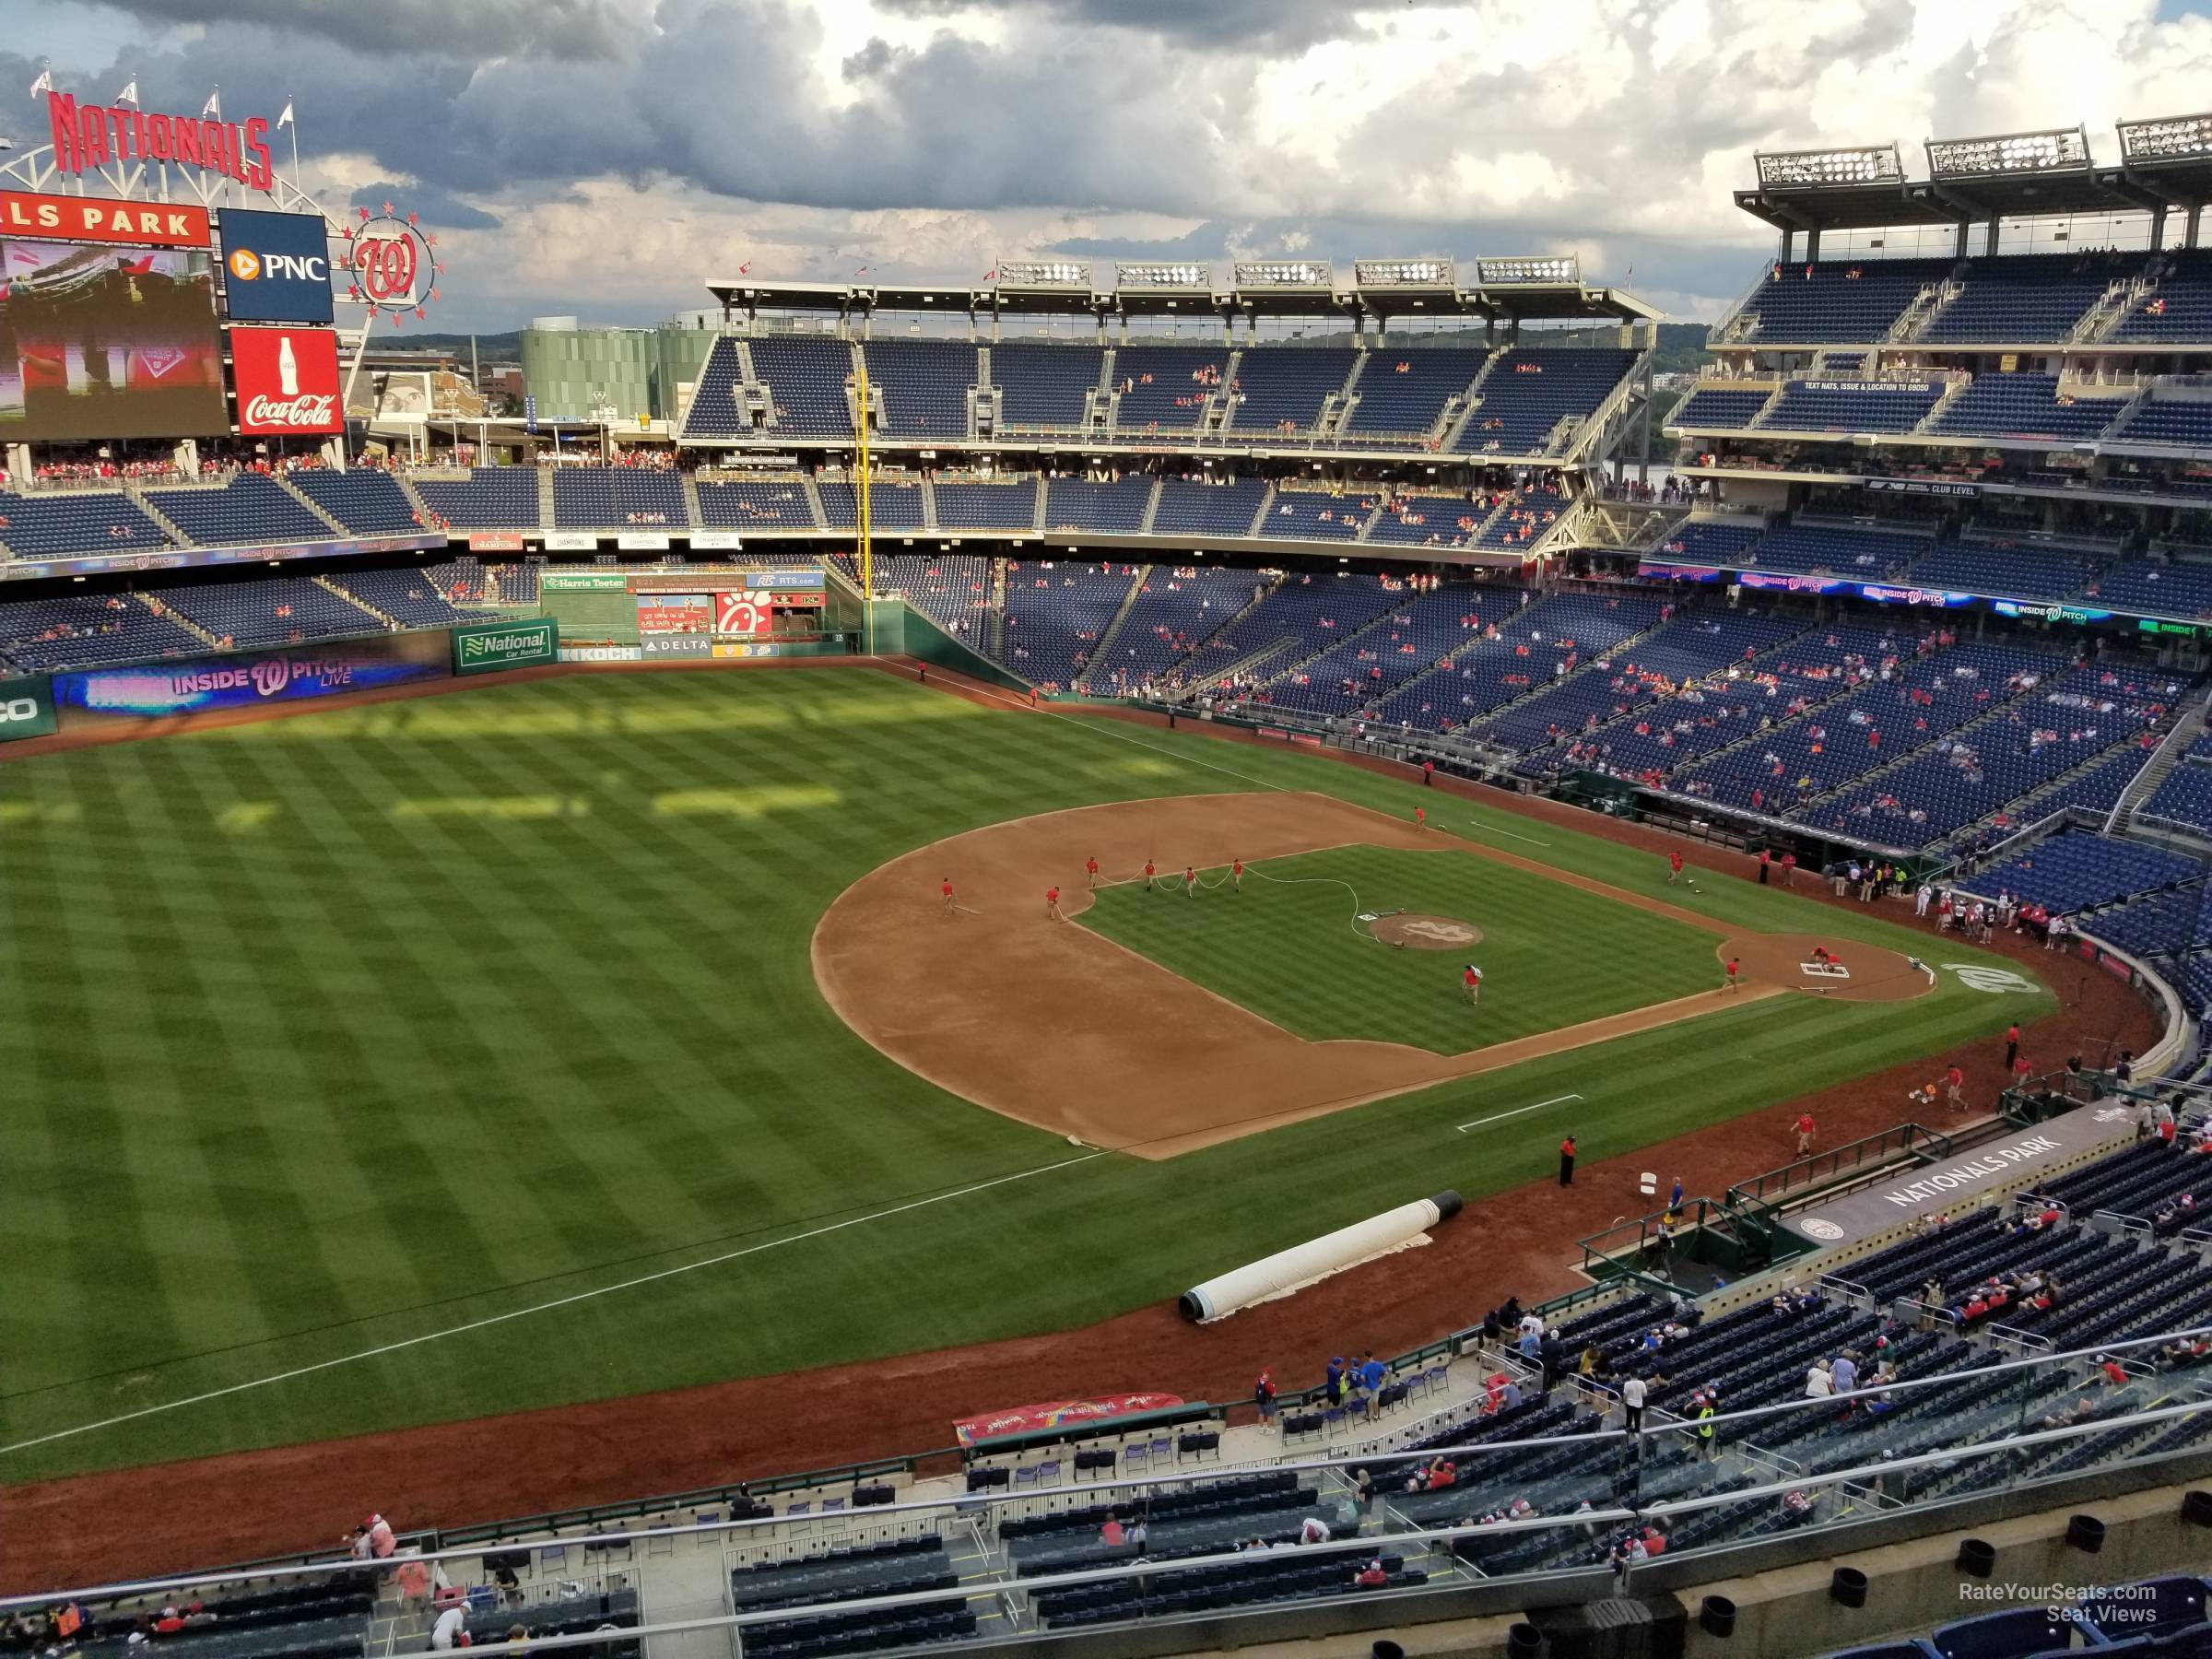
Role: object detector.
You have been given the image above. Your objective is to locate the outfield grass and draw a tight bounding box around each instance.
[1080,845,1721,1052]
[0,674,2052,1481]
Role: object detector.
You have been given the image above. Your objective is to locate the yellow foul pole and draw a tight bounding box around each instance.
[855,353,874,654]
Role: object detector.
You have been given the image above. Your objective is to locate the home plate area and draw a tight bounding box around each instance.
[1718,932,1934,1003]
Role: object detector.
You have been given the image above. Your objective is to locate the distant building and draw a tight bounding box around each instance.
[520,319,719,424]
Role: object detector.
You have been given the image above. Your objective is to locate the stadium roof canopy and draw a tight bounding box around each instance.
[704,256,1660,329]
[1735,115,2212,236]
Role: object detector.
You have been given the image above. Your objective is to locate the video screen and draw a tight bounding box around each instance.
[0,240,228,441]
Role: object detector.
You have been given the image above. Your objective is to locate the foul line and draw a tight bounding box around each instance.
[0,1151,1105,1459]
[1465,820,1551,848]
[1457,1093,1583,1134]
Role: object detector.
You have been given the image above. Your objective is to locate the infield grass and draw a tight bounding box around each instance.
[0,671,2053,1482]
[1079,844,1720,1052]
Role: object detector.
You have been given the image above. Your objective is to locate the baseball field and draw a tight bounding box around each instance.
[0,665,2053,1491]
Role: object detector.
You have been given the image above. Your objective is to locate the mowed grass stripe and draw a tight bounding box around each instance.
[0,673,2051,1478]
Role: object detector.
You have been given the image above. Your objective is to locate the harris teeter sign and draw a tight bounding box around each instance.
[453,618,559,676]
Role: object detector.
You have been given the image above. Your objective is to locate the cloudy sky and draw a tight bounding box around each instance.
[5,0,2211,332]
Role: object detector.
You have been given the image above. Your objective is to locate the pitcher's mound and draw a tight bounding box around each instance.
[1369,913,1485,950]
[1718,934,1933,1002]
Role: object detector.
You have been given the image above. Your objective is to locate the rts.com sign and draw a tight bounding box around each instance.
[216,207,335,324]
[453,619,559,676]
[0,675,59,743]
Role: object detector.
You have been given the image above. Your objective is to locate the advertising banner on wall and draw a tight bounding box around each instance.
[214,208,335,323]
[711,641,778,659]
[543,532,600,552]
[0,673,59,742]
[229,324,343,435]
[641,634,713,657]
[689,530,744,551]
[468,533,525,553]
[453,618,558,676]
[541,569,629,591]
[714,591,774,637]
[616,532,670,552]
[636,594,712,634]
[53,632,448,723]
[559,643,641,662]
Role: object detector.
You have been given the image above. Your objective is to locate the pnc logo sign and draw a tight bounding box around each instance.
[227,246,329,285]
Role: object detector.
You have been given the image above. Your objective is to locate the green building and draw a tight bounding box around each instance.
[520,319,720,424]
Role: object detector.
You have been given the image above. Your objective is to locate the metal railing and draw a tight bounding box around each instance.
[1725,1124,1953,1214]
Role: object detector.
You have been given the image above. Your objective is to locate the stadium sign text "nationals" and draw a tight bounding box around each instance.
[43,91,276,193]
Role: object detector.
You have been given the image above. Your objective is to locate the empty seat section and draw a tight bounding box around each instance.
[412,469,541,530]
[1080,564,1256,693]
[328,568,463,628]
[1740,524,1927,580]
[1041,477,1152,534]
[550,467,687,529]
[1454,348,1636,456]
[1672,387,1772,429]
[290,469,425,536]
[1266,582,1500,720]
[933,480,1037,531]
[2112,249,2212,344]
[1261,488,1374,541]
[1924,373,2127,442]
[994,344,1104,430]
[1111,346,1229,433]
[1756,379,1942,434]
[0,593,203,671]
[681,337,748,437]
[0,488,173,558]
[862,338,977,440]
[1184,572,1404,686]
[1339,348,1488,441]
[1901,540,2092,601]
[156,575,382,650]
[1921,253,2130,344]
[695,479,818,530]
[1150,478,1266,538]
[1650,519,1763,570]
[750,335,856,439]
[2112,399,2212,450]
[996,561,1138,689]
[2089,557,2212,621]
[875,554,991,635]
[146,474,334,546]
[1377,591,1662,731]
[1225,347,1355,436]
[1959,829,2202,912]
[818,481,924,530]
[1724,258,1950,344]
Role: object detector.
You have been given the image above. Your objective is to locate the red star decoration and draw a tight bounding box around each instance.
[425,234,438,247]
[382,200,394,215]
[429,288,441,302]
[347,284,361,300]
[406,211,418,226]
[357,206,370,220]
[433,263,445,276]
[389,312,404,328]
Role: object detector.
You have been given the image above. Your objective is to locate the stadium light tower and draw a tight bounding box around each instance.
[2115,112,2212,161]
[1753,143,1905,188]
[1925,125,2093,178]
[1476,255,1581,286]
[1232,259,1335,290]
[993,259,1092,289]
[1354,257,1457,288]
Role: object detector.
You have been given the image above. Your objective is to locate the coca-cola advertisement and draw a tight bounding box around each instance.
[229,323,341,434]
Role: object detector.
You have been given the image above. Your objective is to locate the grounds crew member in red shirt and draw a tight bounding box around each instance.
[2004,1022,2020,1070]
[1463,963,1482,1004]
[1231,857,1244,891]
[1422,759,1434,787]
[1415,805,1427,830]
[1947,1063,1966,1112]
[1559,1135,1577,1186]
[1668,850,1684,884]
[1183,865,1198,899]
[1794,1112,1816,1156]
[940,877,956,914]
[1045,886,1062,921]
[1085,855,1100,888]
[1723,957,1741,994]
[1144,859,1159,890]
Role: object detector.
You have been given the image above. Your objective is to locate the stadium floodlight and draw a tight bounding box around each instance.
[1926,126,2091,178]
[1754,144,1904,189]
[994,259,1093,289]
[1476,254,1581,286]
[1114,261,1213,290]
[1233,259,1334,289]
[1354,257,1456,288]
[2117,112,2212,162]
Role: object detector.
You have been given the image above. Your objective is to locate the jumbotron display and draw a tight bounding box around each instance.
[0,238,227,441]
